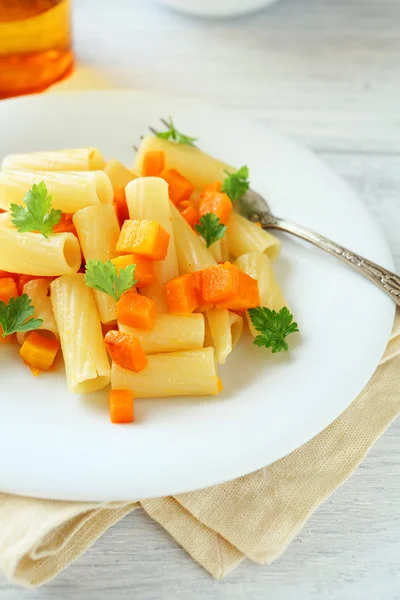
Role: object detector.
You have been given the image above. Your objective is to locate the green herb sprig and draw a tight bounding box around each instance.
[248,306,299,353]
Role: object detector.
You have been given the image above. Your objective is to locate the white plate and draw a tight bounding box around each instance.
[0,91,394,501]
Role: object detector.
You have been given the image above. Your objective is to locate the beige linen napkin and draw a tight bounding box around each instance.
[0,311,399,588]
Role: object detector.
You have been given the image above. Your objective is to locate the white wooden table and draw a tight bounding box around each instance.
[1,0,400,597]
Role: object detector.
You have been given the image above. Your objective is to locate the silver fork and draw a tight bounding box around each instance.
[242,189,400,307]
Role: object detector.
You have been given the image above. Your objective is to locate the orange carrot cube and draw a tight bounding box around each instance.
[201,181,222,197]
[116,219,170,261]
[109,389,134,424]
[192,270,213,312]
[160,168,194,205]
[114,187,130,223]
[201,263,240,304]
[180,202,199,229]
[111,254,156,288]
[0,277,18,303]
[142,150,165,177]
[165,274,198,315]
[105,330,148,372]
[216,271,260,312]
[19,331,60,371]
[116,290,156,329]
[199,191,232,226]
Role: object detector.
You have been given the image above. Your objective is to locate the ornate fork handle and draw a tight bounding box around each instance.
[253,212,400,307]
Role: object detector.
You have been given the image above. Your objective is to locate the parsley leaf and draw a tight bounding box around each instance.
[221,166,250,203]
[156,117,197,146]
[84,259,137,302]
[0,294,43,337]
[195,213,227,248]
[10,182,62,239]
[248,306,299,353]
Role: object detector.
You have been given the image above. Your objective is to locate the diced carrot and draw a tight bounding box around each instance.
[159,168,194,205]
[116,219,170,261]
[199,191,232,226]
[105,330,148,372]
[109,389,134,424]
[142,150,165,177]
[201,181,222,197]
[19,331,60,371]
[201,263,240,304]
[216,271,260,312]
[0,277,18,303]
[179,202,199,229]
[116,289,156,330]
[165,274,198,315]
[111,254,156,288]
[53,213,77,236]
[114,187,130,224]
[192,270,213,312]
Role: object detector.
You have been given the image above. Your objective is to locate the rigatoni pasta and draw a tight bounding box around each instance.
[1,148,106,172]
[135,135,235,190]
[17,278,59,344]
[0,169,113,213]
[111,348,219,397]
[50,274,111,394]
[73,204,120,323]
[227,211,281,260]
[0,214,81,276]
[119,313,205,354]
[205,308,243,364]
[170,202,216,273]
[126,177,178,282]
[104,159,137,190]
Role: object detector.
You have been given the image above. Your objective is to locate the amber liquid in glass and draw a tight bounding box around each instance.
[0,0,73,99]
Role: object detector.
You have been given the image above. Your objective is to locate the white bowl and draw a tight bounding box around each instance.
[158,0,281,18]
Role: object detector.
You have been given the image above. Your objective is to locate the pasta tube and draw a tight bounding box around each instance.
[0,170,113,213]
[170,202,216,273]
[229,311,244,349]
[119,313,205,354]
[111,348,219,397]
[135,136,235,190]
[227,211,281,260]
[50,274,111,394]
[209,240,223,263]
[205,309,243,364]
[126,177,178,282]
[17,278,59,344]
[0,215,81,276]
[1,148,105,171]
[104,159,137,190]
[236,252,286,337]
[73,205,120,323]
